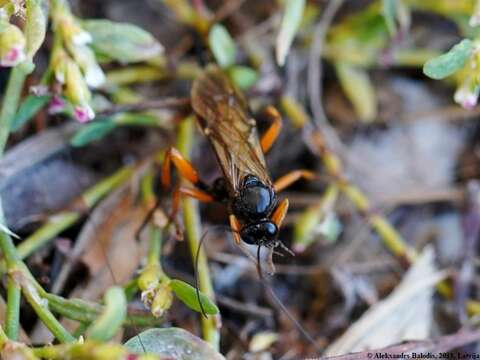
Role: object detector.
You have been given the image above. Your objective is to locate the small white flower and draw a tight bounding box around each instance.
[470,0,480,26]
[71,29,92,46]
[83,61,105,88]
[454,83,479,109]
[69,45,105,88]
[0,22,26,67]
[470,14,480,27]
[0,45,26,66]
[51,50,68,84]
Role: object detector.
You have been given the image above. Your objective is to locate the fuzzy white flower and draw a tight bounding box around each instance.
[454,81,479,109]
[0,45,26,66]
[71,28,92,46]
[0,22,26,67]
[69,45,105,88]
[470,0,480,26]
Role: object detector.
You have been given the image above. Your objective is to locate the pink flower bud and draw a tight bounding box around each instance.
[48,96,66,115]
[73,105,95,123]
[0,22,26,67]
[0,46,25,66]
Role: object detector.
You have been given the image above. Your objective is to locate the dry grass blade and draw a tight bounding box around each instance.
[325,246,446,356]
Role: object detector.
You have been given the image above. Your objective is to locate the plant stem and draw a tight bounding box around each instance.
[0,66,28,342]
[281,96,415,263]
[0,165,135,270]
[0,203,75,343]
[44,291,162,327]
[0,66,27,156]
[5,277,21,340]
[177,116,220,350]
[16,212,78,260]
[87,287,127,342]
[32,340,167,359]
[0,201,21,341]
[12,269,75,343]
[43,293,101,323]
[148,226,162,266]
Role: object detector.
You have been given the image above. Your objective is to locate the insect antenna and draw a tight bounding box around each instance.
[193,223,258,318]
[255,245,322,354]
[194,229,210,318]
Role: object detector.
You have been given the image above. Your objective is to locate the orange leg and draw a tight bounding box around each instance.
[229,214,242,245]
[170,186,215,238]
[271,198,289,228]
[273,170,316,193]
[260,106,282,153]
[162,147,200,189]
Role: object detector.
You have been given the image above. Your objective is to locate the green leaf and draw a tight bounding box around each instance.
[228,66,258,90]
[70,118,117,147]
[423,39,473,80]
[208,24,236,68]
[87,287,127,341]
[293,186,339,252]
[317,211,342,244]
[276,0,305,66]
[24,0,48,60]
[293,205,325,251]
[82,19,163,64]
[170,279,219,315]
[124,328,225,359]
[336,62,377,122]
[382,0,397,35]
[0,223,20,239]
[11,95,51,131]
[115,112,160,126]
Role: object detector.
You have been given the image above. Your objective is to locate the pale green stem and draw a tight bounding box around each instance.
[177,116,220,350]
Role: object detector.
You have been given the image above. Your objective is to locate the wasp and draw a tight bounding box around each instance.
[162,64,314,261]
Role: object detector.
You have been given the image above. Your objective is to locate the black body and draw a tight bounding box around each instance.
[209,174,279,246]
[191,65,279,247]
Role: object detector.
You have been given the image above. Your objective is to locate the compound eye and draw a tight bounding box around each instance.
[263,222,277,237]
[240,221,278,245]
[240,228,257,245]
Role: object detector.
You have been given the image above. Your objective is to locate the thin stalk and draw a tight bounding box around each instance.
[137,169,168,291]
[0,202,19,267]
[32,341,167,359]
[0,201,21,341]
[148,226,162,265]
[5,277,21,340]
[0,204,75,343]
[0,66,27,155]
[0,65,29,342]
[12,269,75,343]
[340,183,416,262]
[43,293,101,323]
[87,287,127,342]
[16,212,78,260]
[177,116,220,350]
[283,96,456,298]
[282,96,415,263]
[44,292,162,327]
[3,165,135,268]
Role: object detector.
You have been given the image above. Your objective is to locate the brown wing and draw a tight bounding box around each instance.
[191,64,272,195]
